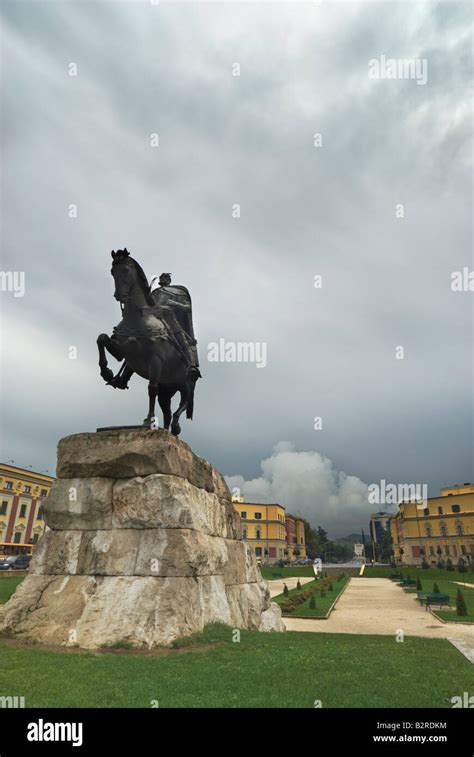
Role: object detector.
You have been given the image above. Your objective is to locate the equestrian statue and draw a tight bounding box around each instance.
[97,248,201,436]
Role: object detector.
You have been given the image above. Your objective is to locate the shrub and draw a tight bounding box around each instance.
[328,583,333,592]
[283,583,289,596]
[436,559,445,570]
[433,583,440,594]
[421,558,429,569]
[416,577,422,591]
[457,558,467,574]
[296,580,301,590]
[456,589,468,617]
[446,558,454,572]
[309,596,316,609]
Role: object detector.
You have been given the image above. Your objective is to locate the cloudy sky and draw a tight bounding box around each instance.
[0,1,472,536]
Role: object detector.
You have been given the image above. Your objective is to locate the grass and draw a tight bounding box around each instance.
[0,577,24,604]
[363,566,474,583]
[410,579,474,622]
[0,624,471,708]
[260,565,315,579]
[273,577,349,617]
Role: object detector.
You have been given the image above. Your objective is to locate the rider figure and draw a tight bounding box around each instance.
[112,272,200,389]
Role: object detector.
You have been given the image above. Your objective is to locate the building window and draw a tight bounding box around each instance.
[0,501,7,516]
[423,508,429,516]
[437,506,443,514]
[242,528,247,539]
[240,512,247,519]
[255,547,262,557]
[13,532,21,544]
[429,546,435,556]
[456,521,464,536]
[40,489,48,498]
[256,528,261,539]
[444,545,450,556]
[440,523,448,537]
[31,534,39,544]
[461,545,467,555]
[24,485,31,494]
[254,512,262,520]
[5,482,13,491]
[451,505,460,513]
[36,507,43,521]
[19,504,27,518]
[425,525,432,537]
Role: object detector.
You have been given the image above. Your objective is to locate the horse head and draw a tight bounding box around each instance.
[111,249,154,307]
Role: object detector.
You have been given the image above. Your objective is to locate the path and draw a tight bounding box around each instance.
[282,578,474,662]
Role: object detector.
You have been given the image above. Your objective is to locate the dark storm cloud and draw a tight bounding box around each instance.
[0,1,472,535]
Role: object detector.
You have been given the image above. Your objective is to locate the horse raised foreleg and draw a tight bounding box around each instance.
[97,333,125,385]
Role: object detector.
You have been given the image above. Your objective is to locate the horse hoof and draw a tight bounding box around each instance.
[171,423,181,437]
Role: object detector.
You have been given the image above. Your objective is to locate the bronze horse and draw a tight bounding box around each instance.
[97,249,198,436]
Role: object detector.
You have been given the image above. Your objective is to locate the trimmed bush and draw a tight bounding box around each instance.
[421,558,429,569]
[416,578,422,591]
[433,583,440,594]
[309,596,316,609]
[457,558,467,574]
[283,583,289,596]
[446,558,454,572]
[456,589,468,617]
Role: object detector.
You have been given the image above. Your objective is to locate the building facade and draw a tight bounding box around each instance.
[232,497,306,564]
[0,464,53,554]
[390,483,474,566]
[369,512,393,542]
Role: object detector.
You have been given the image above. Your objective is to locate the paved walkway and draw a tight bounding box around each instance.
[283,578,474,662]
[268,577,313,598]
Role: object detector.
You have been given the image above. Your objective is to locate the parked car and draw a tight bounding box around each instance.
[0,555,31,571]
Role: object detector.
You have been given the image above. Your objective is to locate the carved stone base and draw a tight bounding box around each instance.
[0,429,284,648]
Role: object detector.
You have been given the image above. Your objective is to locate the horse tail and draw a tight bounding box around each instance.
[186,380,196,419]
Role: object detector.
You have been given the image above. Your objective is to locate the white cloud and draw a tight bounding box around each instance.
[225,441,372,537]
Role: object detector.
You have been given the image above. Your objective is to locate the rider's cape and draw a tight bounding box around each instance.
[151,285,196,343]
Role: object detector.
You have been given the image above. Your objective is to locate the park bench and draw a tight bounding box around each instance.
[389,573,402,580]
[399,578,417,586]
[418,593,451,611]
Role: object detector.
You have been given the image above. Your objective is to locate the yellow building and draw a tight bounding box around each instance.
[0,464,53,555]
[390,483,474,566]
[232,497,306,564]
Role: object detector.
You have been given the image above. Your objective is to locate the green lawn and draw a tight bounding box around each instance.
[363,566,474,583]
[0,577,24,604]
[260,565,315,579]
[0,624,471,708]
[273,577,349,617]
[408,578,474,623]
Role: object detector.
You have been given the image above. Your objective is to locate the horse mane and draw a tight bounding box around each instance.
[112,250,154,306]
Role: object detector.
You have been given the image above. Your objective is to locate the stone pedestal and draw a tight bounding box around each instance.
[0,429,284,648]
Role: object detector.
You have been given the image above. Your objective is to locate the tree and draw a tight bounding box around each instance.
[456,589,468,617]
[296,579,301,590]
[378,528,393,563]
[446,558,454,572]
[433,582,440,594]
[283,583,289,596]
[421,557,429,569]
[309,595,316,609]
[457,558,467,574]
[416,577,422,590]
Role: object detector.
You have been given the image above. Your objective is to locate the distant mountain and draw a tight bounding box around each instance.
[339,533,366,543]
